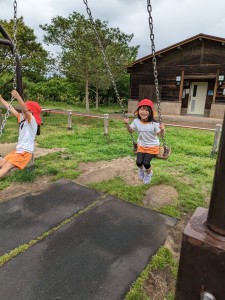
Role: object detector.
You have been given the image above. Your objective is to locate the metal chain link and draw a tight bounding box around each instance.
[82,0,126,115]
[147,0,167,147]
[12,0,18,90]
[82,0,137,145]
[0,0,18,137]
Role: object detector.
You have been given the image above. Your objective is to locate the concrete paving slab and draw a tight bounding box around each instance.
[0,194,176,300]
[0,179,104,256]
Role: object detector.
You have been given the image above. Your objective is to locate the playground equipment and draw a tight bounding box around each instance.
[0,0,23,137]
[175,113,225,299]
[83,0,171,159]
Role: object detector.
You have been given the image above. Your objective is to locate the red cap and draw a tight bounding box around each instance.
[138,99,154,108]
[25,101,42,125]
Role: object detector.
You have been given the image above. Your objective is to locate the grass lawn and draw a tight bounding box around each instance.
[0,109,217,299]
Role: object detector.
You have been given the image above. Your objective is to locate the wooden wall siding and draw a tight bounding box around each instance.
[216,86,225,102]
[139,85,162,101]
[128,37,225,105]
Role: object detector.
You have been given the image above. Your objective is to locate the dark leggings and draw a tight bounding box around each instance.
[136,152,155,170]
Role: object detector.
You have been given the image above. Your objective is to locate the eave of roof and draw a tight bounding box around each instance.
[128,33,225,67]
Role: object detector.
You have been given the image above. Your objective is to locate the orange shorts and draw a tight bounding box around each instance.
[137,145,159,155]
[4,151,32,170]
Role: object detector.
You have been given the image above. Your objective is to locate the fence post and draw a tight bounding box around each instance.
[211,124,222,156]
[68,110,72,130]
[104,114,109,135]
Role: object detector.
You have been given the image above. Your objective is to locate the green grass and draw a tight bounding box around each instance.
[125,247,178,300]
[0,110,217,298]
[37,101,123,114]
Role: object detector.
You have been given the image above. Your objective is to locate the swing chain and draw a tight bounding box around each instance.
[13,0,18,90]
[147,0,166,147]
[83,0,126,116]
[83,0,137,147]
[0,0,18,137]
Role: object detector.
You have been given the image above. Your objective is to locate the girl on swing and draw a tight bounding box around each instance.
[124,99,165,184]
[0,90,41,178]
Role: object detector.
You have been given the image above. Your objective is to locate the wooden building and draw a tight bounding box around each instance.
[127,33,225,118]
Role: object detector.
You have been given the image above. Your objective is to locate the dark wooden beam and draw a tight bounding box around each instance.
[178,70,184,102]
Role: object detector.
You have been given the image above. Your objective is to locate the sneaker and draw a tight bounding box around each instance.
[143,171,153,184]
[138,168,145,180]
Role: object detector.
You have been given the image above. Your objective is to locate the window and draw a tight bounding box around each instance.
[193,85,197,97]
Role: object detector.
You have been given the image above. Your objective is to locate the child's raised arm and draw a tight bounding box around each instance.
[0,94,19,118]
[11,90,31,120]
[11,90,27,111]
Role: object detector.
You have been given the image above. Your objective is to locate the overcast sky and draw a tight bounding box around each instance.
[1,0,225,59]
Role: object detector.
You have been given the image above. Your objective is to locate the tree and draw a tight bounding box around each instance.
[0,17,51,95]
[26,77,80,103]
[40,12,139,111]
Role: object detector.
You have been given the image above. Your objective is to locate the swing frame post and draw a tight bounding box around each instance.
[0,1,24,138]
[0,27,23,98]
[207,114,225,235]
[175,114,225,299]
[0,2,23,98]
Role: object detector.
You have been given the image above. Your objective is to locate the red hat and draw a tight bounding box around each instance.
[25,101,42,125]
[138,99,154,108]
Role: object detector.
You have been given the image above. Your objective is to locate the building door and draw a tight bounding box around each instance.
[187,82,208,115]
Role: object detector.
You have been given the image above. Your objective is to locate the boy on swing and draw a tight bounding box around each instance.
[0,90,41,178]
[124,99,165,184]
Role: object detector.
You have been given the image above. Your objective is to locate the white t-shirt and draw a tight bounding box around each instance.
[16,113,37,153]
[130,118,161,147]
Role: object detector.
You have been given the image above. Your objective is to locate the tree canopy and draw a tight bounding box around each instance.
[0,17,51,95]
[0,13,139,107]
[40,12,139,110]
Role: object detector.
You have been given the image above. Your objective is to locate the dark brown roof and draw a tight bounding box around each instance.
[129,33,225,66]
